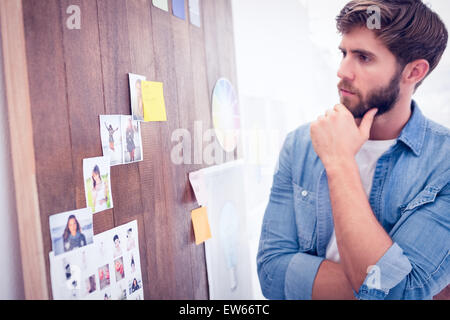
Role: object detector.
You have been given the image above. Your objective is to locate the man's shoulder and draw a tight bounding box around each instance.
[282,122,318,167]
[422,118,450,163]
[285,122,313,146]
[425,117,450,137]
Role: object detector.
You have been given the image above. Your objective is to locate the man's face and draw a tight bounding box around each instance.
[337,27,403,118]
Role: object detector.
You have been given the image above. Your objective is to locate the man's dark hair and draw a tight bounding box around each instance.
[336,0,448,89]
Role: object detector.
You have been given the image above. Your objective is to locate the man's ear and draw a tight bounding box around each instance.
[402,59,430,87]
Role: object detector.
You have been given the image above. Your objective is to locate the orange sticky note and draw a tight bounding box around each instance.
[191,207,212,245]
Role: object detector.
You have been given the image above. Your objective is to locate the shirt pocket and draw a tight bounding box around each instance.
[399,185,441,215]
[292,182,317,251]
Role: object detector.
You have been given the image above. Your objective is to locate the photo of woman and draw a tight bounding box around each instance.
[49,208,94,256]
[62,215,87,252]
[91,164,109,213]
[85,274,96,295]
[126,118,136,162]
[114,257,125,282]
[131,278,140,293]
[126,228,136,251]
[129,73,146,122]
[105,122,119,151]
[100,115,123,166]
[113,234,122,258]
[98,264,110,290]
[83,156,113,214]
[121,116,143,164]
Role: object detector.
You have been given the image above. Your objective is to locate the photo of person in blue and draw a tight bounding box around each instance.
[63,215,87,252]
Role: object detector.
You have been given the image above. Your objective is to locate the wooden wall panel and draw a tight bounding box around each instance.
[59,0,106,218]
[23,0,76,297]
[188,7,212,301]
[170,2,211,299]
[17,0,450,301]
[22,0,239,299]
[0,0,48,299]
[125,0,156,301]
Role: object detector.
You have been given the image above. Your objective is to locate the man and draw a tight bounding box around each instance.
[257,0,449,300]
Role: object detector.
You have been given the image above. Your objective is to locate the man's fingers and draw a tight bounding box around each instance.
[325,109,335,118]
[359,108,378,138]
[334,104,346,112]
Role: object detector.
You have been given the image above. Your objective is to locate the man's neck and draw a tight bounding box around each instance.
[355,96,412,141]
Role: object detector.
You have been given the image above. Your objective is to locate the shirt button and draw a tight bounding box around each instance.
[301,190,308,197]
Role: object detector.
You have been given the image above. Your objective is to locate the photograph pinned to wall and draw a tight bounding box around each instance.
[152,0,169,12]
[49,245,97,300]
[211,78,241,153]
[115,282,128,300]
[98,264,111,290]
[189,160,253,299]
[49,208,93,256]
[114,257,125,282]
[188,0,201,27]
[113,234,123,258]
[83,156,113,214]
[100,115,123,166]
[103,291,112,300]
[128,74,146,122]
[126,227,136,251]
[129,276,142,295]
[172,0,186,20]
[85,274,97,295]
[121,115,143,164]
[93,220,144,300]
[49,220,144,300]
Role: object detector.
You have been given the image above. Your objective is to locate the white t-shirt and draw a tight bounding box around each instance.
[325,139,397,263]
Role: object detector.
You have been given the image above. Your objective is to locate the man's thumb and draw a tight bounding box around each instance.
[359,108,378,137]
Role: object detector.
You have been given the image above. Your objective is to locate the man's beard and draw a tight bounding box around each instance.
[338,68,402,119]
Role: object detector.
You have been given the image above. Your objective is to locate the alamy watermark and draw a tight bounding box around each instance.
[66,5,81,30]
[366,265,382,290]
[367,5,381,30]
[170,121,283,167]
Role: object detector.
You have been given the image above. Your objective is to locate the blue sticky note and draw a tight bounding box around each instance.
[172,0,186,20]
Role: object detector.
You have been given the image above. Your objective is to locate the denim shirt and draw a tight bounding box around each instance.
[257,101,450,300]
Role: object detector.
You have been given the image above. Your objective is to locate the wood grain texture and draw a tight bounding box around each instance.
[0,0,48,299]
[15,0,450,301]
[21,0,240,299]
[23,0,76,299]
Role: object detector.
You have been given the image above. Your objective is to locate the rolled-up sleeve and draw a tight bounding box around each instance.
[257,131,324,300]
[355,183,450,300]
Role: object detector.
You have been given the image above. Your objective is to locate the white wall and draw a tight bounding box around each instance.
[414,0,450,123]
[0,33,25,299]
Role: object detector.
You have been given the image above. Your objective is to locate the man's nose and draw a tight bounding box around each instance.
[337,56,355,81]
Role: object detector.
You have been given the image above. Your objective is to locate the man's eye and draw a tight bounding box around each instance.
[359,54,370,63]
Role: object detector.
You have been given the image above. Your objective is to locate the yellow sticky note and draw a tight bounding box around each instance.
[191,207,212,245]
[141,81,167,122]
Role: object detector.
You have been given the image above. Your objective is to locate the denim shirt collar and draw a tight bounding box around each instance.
[396,100,427,157]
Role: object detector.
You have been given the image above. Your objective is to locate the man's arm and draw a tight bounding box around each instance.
[310,105,389,291]
[326,159,393,291]
[310,104,450,299]
[312,260,356,300]
[258,129,356,300]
